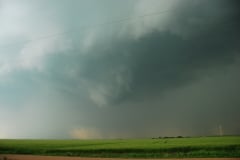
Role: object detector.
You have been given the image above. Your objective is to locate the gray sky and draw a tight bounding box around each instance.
[0,0,240,139]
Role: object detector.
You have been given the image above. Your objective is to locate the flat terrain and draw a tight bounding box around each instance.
[0,136,240,158]
[1,155,240,160]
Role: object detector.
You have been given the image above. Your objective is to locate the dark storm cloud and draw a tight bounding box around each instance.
[49,0,240,105]
[50,0,240,137]
[1,0,240,138]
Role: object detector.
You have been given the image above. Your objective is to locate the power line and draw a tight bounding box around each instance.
[2,6,238,50]
[0,9,172,49]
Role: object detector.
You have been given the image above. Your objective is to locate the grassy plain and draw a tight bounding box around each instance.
[0,136,240,158]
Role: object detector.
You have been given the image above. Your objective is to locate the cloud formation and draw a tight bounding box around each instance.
[0,0,240,139]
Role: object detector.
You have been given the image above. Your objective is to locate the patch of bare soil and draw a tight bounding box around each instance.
[0,155,240,160]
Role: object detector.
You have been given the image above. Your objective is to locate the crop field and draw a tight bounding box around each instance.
[0,136,240,158]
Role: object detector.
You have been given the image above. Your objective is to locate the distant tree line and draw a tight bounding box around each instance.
[152,136,191,139]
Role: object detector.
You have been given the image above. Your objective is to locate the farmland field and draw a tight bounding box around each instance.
[0,136,240,158]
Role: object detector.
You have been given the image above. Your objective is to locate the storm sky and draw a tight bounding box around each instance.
[0,0,240,139]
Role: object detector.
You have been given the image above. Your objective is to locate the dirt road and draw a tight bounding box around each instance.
[1,155,239,160]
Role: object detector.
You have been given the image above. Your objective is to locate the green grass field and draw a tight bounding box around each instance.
[0,136,240,158]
